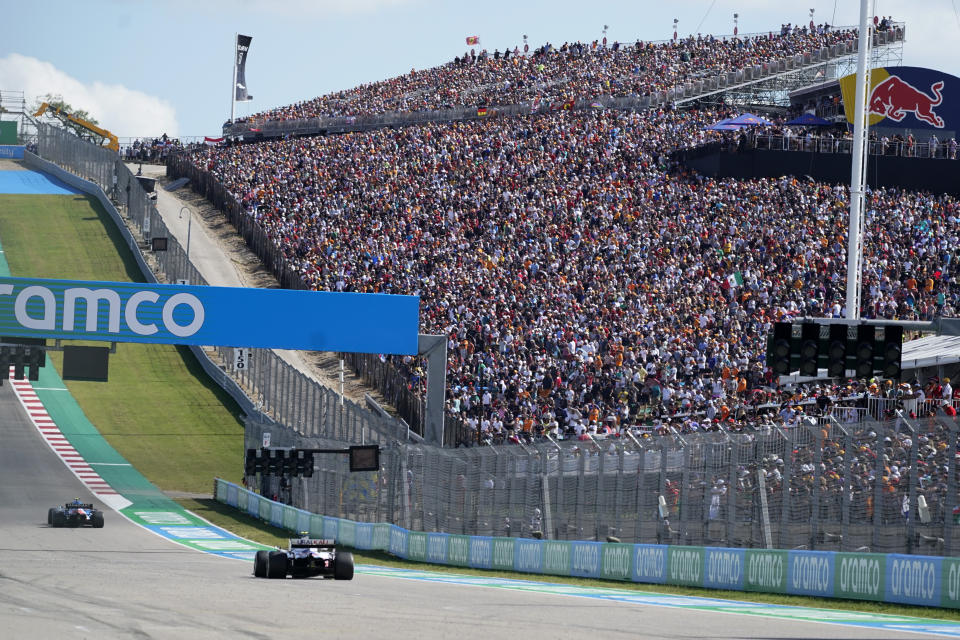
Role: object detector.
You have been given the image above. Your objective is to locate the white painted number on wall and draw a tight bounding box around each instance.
[234,347,251,371]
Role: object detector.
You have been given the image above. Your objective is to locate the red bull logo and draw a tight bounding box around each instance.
[868,75,945,128]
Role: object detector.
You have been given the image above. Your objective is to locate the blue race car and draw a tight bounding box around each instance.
[48,499,105,528]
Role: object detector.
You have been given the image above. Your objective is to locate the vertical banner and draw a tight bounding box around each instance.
[389,525,409,558]
[406,531,427,562]
[235,34,254,102]
[942,558,960,608]
[835,552,885,601]
[426,532,448,564]
[570,541,602,578]
[668,546,704,587]
[514,539,543,574]
[787,550,835,597]
[744,549,788,593]
[601,543,633,581]
[469,537,493,569]
[447,535,470,566]
[704,547,745,590]
[543,541,572,576]
[885,554,941,607]
[633,544,668,584]
[492,537,515,571]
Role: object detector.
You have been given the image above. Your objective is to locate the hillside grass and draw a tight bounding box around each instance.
[0,194,245,493]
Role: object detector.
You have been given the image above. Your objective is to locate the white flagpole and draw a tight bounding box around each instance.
[845,0,873,321]
[230,33,238,124]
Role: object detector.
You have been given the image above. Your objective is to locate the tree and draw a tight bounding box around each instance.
[31,93,103,144]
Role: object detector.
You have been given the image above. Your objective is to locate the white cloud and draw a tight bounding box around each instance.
[0,53,179,139]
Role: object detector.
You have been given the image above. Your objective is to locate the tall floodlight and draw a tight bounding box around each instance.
[846,0,873,320]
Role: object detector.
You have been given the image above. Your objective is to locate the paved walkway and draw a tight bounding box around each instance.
[129,163,394,410]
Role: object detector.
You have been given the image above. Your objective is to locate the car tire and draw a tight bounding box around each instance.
[91,512,104,528]
[52,512,65,527]
[48,508,56,525]
[266,551,288,579]
[253,550,268,578]
[334,551,354,581]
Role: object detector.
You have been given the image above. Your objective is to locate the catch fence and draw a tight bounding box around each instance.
[246,412,960,556]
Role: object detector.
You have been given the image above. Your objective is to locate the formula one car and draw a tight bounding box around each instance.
[253,536,354,580]
[48,499,104,528]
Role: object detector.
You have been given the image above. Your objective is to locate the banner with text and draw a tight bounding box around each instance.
[0,276,419,354]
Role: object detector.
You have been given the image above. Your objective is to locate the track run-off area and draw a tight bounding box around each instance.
[1,167,960,638]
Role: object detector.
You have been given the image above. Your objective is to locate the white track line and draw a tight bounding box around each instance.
[9,368,131,511]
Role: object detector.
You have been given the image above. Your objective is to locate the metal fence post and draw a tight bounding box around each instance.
[727,437,738,547]
[680,445,692,544]
[779,427,792,548]
[946,421,959,555]
[908,427,920,553]
[810,425,823,550]
[841,430,853,551]
[873,424,885,550]
[575,447,586,540]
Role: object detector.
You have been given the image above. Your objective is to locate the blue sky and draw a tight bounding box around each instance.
[0,0,957,138]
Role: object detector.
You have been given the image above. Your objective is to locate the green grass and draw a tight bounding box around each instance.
[4,192,959,619]
[0,194,246,493]
[178,497,960,622]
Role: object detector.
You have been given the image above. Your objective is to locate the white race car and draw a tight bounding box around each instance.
[253,536,354,580]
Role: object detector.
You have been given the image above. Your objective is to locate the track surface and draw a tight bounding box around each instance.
[0,384,942,639]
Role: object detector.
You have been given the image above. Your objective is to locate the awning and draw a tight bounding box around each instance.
[902,335,960,370]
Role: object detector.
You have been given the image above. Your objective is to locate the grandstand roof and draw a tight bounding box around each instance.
[902,335,960,370]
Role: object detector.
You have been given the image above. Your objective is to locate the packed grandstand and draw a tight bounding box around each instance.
[181,22,959,453]
[232,24,860,121]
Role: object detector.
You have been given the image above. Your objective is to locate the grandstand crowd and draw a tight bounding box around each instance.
[187,22,957,456]
[123,136,185,162]
[235,24,858,122]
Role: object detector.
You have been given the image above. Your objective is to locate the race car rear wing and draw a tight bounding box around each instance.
[289,538,334,548]
[65,503,94,509]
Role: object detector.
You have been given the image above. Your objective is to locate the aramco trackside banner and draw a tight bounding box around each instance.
[839,66,960,131]
[0,277,419,354]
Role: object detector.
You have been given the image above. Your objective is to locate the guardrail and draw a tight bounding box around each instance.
[215,477,960,609]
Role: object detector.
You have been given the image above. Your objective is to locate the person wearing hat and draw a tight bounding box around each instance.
[942,378,953,404]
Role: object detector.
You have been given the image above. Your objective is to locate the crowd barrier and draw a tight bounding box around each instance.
[214,478,960,610]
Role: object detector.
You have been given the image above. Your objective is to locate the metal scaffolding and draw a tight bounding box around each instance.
[680,29,905,110]
[0,90,38,146]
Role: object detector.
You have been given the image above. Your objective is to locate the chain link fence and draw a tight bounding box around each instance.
[246,412,960,556]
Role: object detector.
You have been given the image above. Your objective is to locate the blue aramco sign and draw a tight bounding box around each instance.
[0,277,420,354]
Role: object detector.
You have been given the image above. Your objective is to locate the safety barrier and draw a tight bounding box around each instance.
[215,477,960,610]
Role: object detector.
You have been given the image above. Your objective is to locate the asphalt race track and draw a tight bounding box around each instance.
[2,384,950,638]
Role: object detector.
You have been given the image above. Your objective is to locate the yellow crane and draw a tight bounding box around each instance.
[33,102,119,153]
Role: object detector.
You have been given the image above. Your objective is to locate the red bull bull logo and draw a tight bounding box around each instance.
[868,75,945,128]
